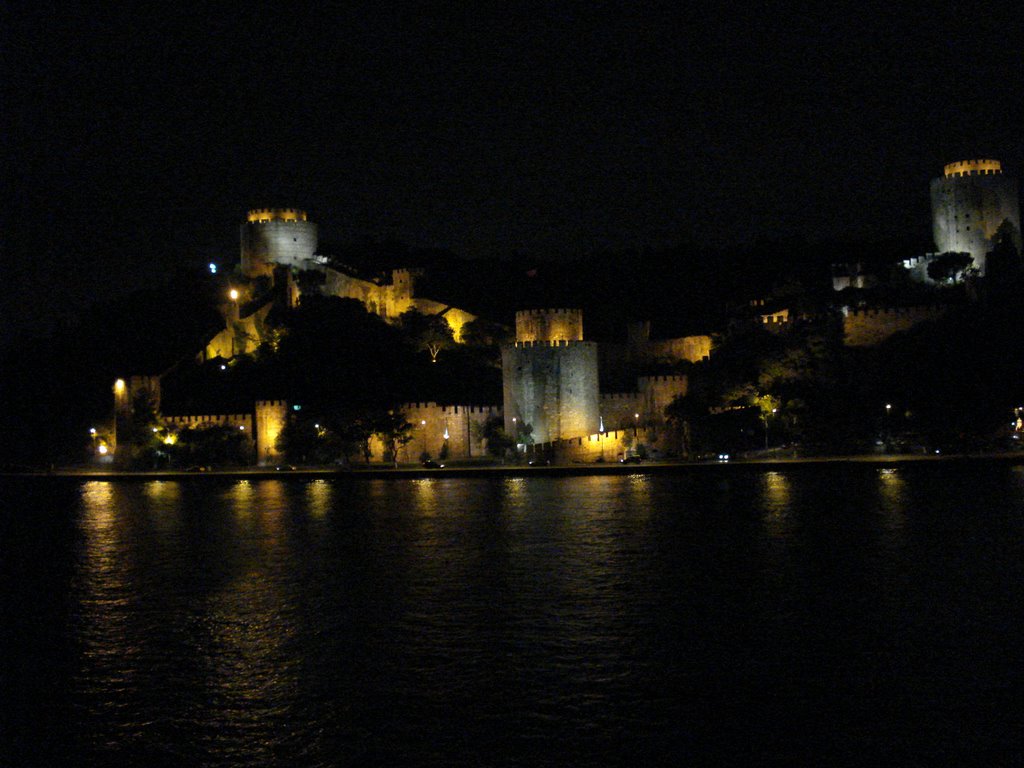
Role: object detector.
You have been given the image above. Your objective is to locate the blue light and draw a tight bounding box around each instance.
[209,263,218,274]
[293,404,302,411]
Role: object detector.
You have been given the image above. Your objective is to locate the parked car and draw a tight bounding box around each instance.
[619,455,643,464]
[422,460,445,469]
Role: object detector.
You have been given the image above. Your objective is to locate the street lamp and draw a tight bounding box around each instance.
[229,288,239,301]
[421,419,427,459]
[765,407,777,450]
[634,412,639,437]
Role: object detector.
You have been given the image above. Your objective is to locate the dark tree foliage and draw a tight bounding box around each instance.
[927,252,974,284]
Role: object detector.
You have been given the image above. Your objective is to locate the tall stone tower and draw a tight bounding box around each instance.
[502,309,599,444]
[240,208,318,278]
[930,160,1021,275]
[254,400,288,466]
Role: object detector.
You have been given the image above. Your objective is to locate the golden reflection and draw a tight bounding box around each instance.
[878,468,906,533]
[143,479,181,504]
[204,492,298,735]
[412,477,438,512]
[503,477,526,508]
[761,471,793,538]
[77,481,135,695]
[228,480,255,514]
[305,479,333,517]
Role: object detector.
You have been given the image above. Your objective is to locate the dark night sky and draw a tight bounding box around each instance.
[3,2,1022,339]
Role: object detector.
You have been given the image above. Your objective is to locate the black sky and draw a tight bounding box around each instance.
[3,2,1022,338]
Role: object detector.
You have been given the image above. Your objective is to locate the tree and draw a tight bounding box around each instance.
[373,410,415,467]
[480,415,514,459]
[927,252,974,284]
[400,309,455,362]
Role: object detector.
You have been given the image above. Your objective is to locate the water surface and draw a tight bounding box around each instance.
[3,467,1023,765]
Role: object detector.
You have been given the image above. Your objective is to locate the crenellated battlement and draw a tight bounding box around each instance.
[638,375,686,384]
[600,393,640,402]
[516,308,582,318]
[255,399,288,408]
[841,304,945,319]
[164,413,253,428]
[842,304,948,347]
[246,208,308,223]
[943,160,1002,178]
[511,339,596,349]
[515,308,585,343]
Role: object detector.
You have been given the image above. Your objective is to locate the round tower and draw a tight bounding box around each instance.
[930,160,1021,275]
[502,310,598,444]
[240,208,318,277]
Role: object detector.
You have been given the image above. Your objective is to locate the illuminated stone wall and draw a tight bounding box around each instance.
[930,160,1021,275]
[842,305,947,347]
[515,309,584,342]
[254,400,288,466]
[620,322,712,364]
[367,402,501,463]
[525,427,651,463]
[203,300,274,360]
[638,375,687,420]
[322,267,476,338]
[502,340,600,443]
[599,392,643,431]
[241,208,318,277]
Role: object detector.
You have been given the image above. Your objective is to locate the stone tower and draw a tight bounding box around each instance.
[502,309,599,444]
[240,208,319,278]
[255,400,288,466]
[930,160,1021,275]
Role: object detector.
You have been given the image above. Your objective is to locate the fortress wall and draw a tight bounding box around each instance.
[599,392,643,431]
[323,268,388,316]
[409,299,478,342]
[525,427,651,464]
[203,300,274,360]
[842,306,947,347]
[366,403,501,463]
[502,341,599,444]
[163,413,253,431]
[638,375,688,419]
[515,309,584,342]
[646,334,712,363]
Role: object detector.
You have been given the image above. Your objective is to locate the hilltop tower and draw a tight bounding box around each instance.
[930,160,1021,275]
[240,208,318,277]
[502,309,599,444]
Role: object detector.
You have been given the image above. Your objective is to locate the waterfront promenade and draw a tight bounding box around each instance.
[7,452,1024,481]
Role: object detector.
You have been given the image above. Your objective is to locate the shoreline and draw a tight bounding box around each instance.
[5,452,1024,480]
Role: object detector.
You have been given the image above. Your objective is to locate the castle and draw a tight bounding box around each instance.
[101,158,1020,464]
[106,209,707,465]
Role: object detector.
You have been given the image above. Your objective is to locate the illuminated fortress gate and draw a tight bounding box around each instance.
[502,310,599,444]
[930,160,1021,275]
[241,208,319,277]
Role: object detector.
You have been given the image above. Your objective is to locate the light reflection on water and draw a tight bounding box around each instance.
[15,468,1016,764]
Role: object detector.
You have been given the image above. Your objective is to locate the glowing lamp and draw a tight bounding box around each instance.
[229,288,239,301]
[98,444,108,455]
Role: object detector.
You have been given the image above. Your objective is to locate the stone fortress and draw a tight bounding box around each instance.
[929,160,1021,276]
[831,159,1021,345]
[112,208,709,464]
[105,158,1020,464]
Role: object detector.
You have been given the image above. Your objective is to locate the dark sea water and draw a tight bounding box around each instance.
[2,467,1024,766]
